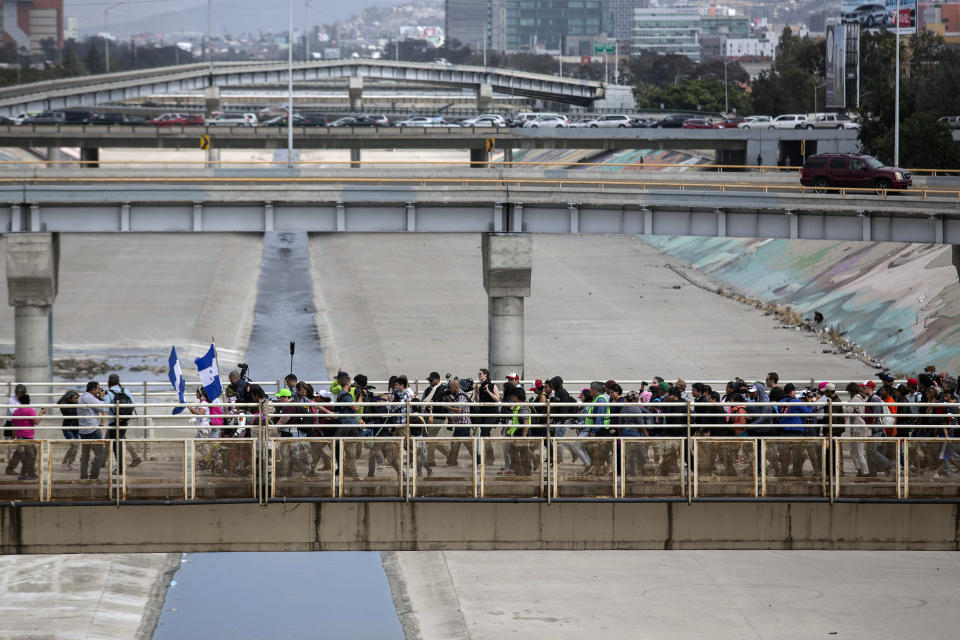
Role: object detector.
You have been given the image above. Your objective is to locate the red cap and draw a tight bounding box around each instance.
[907,378,918,386]
[529,379,543,391]
[863,380,876,389]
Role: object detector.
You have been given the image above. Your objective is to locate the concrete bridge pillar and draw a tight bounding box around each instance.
[46,147,67,166]
[350,148,361,168]
[80,147,99,168]
[6,233,58,388]
[476,83,493,112]
[482,233,532,380]
[502,147,513,168]
[204,86,221,117]
[206,148,220,168]
[470,147,489,168]
[349,77,363,110]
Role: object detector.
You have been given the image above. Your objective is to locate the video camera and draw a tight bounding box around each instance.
[237,362,250,381]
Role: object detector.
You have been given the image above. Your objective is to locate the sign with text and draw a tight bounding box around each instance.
[840,0,916,35]
[593,42,615,54]
[825,24,846,108]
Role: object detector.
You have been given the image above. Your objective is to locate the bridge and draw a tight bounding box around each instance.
[0,60,607,118]
[3,167,959,245]
[2,125,859,168]
[0,393,958,553]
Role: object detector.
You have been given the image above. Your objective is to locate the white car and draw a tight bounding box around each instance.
[810,113,860,130]
[207,112,258,127]
[588,114,633,128]
[395,116,459,127]
[769,114,809,129]
[523,115,568,128]
[736,115,773,129]
[459,114,506,127]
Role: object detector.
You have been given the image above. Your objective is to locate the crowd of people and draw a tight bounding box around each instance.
[3,366,958,481]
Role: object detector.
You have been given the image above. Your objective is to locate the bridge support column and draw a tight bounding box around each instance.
[6,233,58,391]
[482,233,532,380]
[951,246,960,282]
[349,77,363,110]
[206,148,220,168]
[46,147,67,166]
[476,83,493,112]
[204,86,221,117]
[502,147,513,168]
[470,147,489,168]
[350,148,361,168]
[80,147,99,168]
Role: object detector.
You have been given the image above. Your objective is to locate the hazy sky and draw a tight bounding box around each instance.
[66,0,401,36]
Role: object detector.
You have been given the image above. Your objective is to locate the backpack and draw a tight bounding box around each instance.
[111,387,136,426]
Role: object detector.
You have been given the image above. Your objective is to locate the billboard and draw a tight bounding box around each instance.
[841,0,917,35]
[825,24,846,108]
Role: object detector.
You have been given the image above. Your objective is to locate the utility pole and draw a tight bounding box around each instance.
[723,45,729,114]
[287,0,294,168]
[104,2,125,74]
[304,0,313,62]
[483,19,487,67]
[894,0,901,166]
[206,0,213,74]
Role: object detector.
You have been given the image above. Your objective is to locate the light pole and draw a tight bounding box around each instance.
[814,81,825,113]
[304,0,313,62]
[206,0,213,74]
[287,0,294,168]
[723,46,729,114]
[894,0,901,166]
[104,2,125,74]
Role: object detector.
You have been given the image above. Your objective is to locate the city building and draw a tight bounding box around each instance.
[0,0,63,55]
[723,36,775,58]
[920,1,960,39]
[609,0,648,40]
[632,7,701,59]
[62,13,75,41]
[505,0,605,53]
[445,0,488,50]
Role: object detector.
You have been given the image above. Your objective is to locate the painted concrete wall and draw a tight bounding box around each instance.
[641,237,960,375]
[2,502,957,553]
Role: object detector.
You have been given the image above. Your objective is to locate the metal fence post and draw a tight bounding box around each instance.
[686,400,692,504]
[405,398,411,502]
[828,400,834,505]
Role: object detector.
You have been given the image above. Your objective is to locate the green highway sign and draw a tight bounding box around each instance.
[594,42,615,54]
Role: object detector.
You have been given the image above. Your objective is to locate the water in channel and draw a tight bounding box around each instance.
[152,232,403,639]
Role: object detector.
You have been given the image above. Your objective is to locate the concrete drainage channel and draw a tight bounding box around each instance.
[149,231,403,639]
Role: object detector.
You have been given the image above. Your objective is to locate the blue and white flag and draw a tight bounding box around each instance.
[168,346,186,414]
[195,343,223,402]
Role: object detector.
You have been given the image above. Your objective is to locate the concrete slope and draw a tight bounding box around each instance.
[0,233,262,361]
[310,233,875,381]
[643,237,960,375]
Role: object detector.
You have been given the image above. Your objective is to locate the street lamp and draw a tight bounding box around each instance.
[206,0,213,74]
[104,2,125,74]
[304,0,313,62]
[813,81,825,113]
[286,0,294,168]
[894,0,902,166]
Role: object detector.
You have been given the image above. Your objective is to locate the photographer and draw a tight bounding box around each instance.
[474,368,500,463]
[229,367,252,404]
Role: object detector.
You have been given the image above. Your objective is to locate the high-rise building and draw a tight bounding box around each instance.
[63,14,76,41]
[632,7,701,60]
[445,0,489,51]
[0,0,63,56]
[505,0,604,53]
[609,0,648,40]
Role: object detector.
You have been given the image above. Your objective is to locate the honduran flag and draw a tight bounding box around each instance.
[195,343,223,402]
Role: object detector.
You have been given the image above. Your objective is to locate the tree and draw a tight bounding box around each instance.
[84,40,104,74]
[63,42,86,75]
[635,77,746,114]
[748,27,825,116]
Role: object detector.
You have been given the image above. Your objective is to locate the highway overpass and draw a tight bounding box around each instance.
[3,168,959,245]
[1,125,859,167]
[0,60,607,117]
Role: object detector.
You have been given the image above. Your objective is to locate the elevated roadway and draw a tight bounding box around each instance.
[1,125,858,166]
[0,60,604,117]
[3,168,959,245]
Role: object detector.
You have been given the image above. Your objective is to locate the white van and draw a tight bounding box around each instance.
[207,112,259,127]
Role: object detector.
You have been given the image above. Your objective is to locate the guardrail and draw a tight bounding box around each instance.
[2,399,955,505]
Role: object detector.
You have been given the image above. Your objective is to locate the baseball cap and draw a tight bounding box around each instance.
[824,383,836,392]
[506,372,519,380]
[428,371,440,380]
[862,380,876,389]
[658,381,670,391]
[878,372,895,384]
[276,388,292,398]
[529,379,544,391]
[315,390,333,400]
[817,381,828,390]
[907,377,918,386]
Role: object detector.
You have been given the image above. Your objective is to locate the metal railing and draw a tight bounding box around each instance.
[2,399,956,505]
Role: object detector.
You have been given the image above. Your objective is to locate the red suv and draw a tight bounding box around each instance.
[800,153,911,193]
[148,112,206,126]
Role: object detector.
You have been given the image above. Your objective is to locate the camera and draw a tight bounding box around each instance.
[237,362,249,381]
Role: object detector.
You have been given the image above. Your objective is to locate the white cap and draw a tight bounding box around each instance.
[506,372,519,380]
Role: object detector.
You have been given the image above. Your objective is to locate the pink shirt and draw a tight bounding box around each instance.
[209,405,224,427]
[12,407,37,439]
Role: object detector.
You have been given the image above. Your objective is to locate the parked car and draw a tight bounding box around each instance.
[810,113,860,130]
[715,116,746,129]
[737,115,773,129]
[508,112,542,127]
[682,117,716,129]
[938,116,960,129]
[523,115,568,128]
[24,111,66,124]
[631,117,655,128]
[842,3,889,28]
[91,113,147,125]
[769,114,809,129]
[652,114,691,128]
[395,116,458,127]
[147,113,205,126]
[459,114,506,127]
[299,113,328,127]
[9,112,38,125]
[329,115,380,127]
[62,109,94,124]
[0,116,13,125]
[589,114,633,128]
[800,153,911,194]
[262,114,307,127]
[207,112,259,127]
[366,114,390,127]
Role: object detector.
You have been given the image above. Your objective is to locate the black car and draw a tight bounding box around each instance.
[262,114,306,127]
[0,116,13,125]
[652,114,691,128]
[62,109,94,124]
[300,113,327,127]
[328,116,377,127]
[91,113,146,125]
[25,111,66,124]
